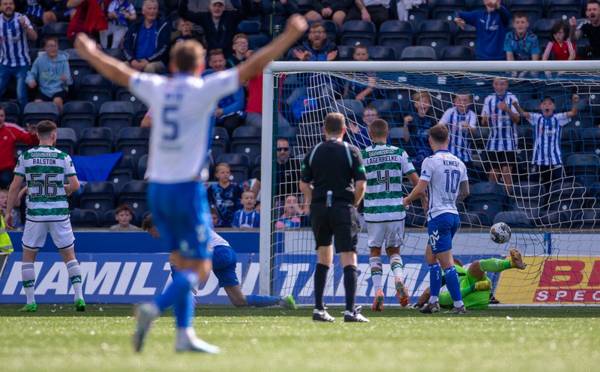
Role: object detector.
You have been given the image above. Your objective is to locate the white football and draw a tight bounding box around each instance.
[490,222,511,244]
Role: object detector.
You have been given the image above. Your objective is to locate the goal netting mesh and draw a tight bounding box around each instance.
[265,65,600,306]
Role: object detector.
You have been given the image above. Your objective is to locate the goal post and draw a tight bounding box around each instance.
[259,60,600,305]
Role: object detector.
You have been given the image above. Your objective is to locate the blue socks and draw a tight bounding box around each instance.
[444,266,463,306]
[246,295,281,307]
[155,270,199,328]
[429,263,442,299]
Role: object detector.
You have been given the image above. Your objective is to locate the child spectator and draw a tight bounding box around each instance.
[402,91,434,168]
[110,204,142,231]
[344,105,376,149]
[439,92,478,169]
[101,0,136,49]
[232,190,260,228]
[289,22,337,61]
[577,0,600,59]
[275,195,303,229]
[208,163,243,227]
[396,0,426,22]
[343,44,376,102]
[0,188,22,228]
[504,13,540,61]
[228,33,250,66]
[26,37,72,112]
[543,19,577,61]
[512,95,579,186]
[210,205,222,227]
[455,0,511,61]
[481,77,521,187]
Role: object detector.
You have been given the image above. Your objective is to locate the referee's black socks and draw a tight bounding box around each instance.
[314,263,329,310]
[343,265,357,312]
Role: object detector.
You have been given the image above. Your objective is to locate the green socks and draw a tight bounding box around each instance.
[479,258,512,273]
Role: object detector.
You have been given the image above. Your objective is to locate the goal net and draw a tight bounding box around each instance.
[259,61,600,306]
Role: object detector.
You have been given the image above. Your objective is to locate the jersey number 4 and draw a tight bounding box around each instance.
[376,170,391,191]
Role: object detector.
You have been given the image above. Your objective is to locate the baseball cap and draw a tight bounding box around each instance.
[210,0,225,5]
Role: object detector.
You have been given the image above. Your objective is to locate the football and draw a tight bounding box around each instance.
[490,222,512,244]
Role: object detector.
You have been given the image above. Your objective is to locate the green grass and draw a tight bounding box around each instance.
[1,305,599,372]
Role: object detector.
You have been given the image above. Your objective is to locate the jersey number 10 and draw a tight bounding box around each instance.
[444,169,460,193]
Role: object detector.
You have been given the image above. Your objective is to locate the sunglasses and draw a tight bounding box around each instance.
[277,147,289,152]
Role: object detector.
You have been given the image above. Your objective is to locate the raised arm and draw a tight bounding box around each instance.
[403,179,428,208]
[567,94,580,118]
[74,33,137,87]
[237,15,308,84]
[512,100,530,121]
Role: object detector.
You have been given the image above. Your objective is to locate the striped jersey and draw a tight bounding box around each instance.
[439,107,477,162]
[361,143,415,222]
[528,112,570,166]
[0,13,32,67]
[14,146,76,222]
[420,150,468,221]
[481,92,519,151]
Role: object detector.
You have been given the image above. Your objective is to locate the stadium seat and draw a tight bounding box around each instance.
[78,127,113,156]
[117,181,148,214]
[137,155,148,180]
[79,182,116,212]
[321,20,339,43]
[509,0,544,24]
[237,20,261,34]
[400,46,437,60]
[216,153,249,184]
[459,212,486,227]
[377,20,413,46]
[61,101,95,138]
[101,209,116,227]
[99,101,135,136]
[70,209,100,228]
[277,126,298,144]
[108,169,133,193]
[454,24,477,48]
[431,0,465,21]
[248,34,271,49]
[341,20,376,46]
[79,74,113,111]
[56,127,77,154]
[415,20,451,50]
[335,99,364,118]
[231,126,262,160]
[468,201,503,226]
[546,0,582,20]
[41,22,70,49]
[580,128,600,153]
[23,102,59,125]
[211,126,229,158]
[546,182,590,212]
[439,46,475,60]
[367,46,395,61]
[468,182,508,205]
[493,211,533,228]
[407,7,429,29]
[66,48,94,89]
[337,45,354,60]
[533,19,556,42]
[1,101,20,123]
[564,153,600,178]
[116,127,149,165]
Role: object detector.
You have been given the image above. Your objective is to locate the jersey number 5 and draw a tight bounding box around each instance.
[162,105,179,141]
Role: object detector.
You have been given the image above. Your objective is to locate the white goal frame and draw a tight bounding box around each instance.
[259,60,600,296]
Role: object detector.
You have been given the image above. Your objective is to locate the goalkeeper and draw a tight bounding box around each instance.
[416,248,526,310]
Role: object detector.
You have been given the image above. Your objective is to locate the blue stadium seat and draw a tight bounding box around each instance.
[546,0,582,20]
[400,46,437,60]
[468,201,503,226]
[61,101,95,138]
[117,181,148,214]
[79,182,116,212]
[78,127,113,156]
[1,101,20,124]
[533,18,556,42]
[216,153,249,184]
[70,209,100,228]
[248,34,271,49]
[56,127,77,154]
[459,212,486,227]
[564,153,600,177]
[439,46,474,60]
[371,99,402,122]
[211,126,229,159]
[335,99,364,118]
[108,169,133,193]
[137,155,148,180]
[407,7,429,29]
[431,0,465,21]
[415,20,451,50]
[468,182,508,204]
[79,74,113,111]
[231,126,262,160]
[509,0,544,24]
[561,127,579,155]
[367,46,395,60]
[337,45,354,60]
[569,208,600,228]
[66,48,94,90]
[580,128,600,153]
[99,101,135,136]
[23,102,59,125]
[454,24,477,48]
[101,209,116,227]
[116,127,149,165]
[237,20,262,34]
[378,20,413,46]
[546,182,590,212]
[41,22,70,49]
[341,21,376,46]
[493,211,533,228]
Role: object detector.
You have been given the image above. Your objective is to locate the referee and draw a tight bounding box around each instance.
[299,113,368,323]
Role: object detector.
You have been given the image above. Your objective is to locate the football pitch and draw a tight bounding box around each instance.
[1,305,599,372]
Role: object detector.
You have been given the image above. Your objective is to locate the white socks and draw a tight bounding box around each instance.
[21,262,35,305]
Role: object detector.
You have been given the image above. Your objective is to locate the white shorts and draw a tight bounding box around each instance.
[366,220,405,249]
[22,219,75,250]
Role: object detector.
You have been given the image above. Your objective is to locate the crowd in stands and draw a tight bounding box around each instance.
[0,0,600,230]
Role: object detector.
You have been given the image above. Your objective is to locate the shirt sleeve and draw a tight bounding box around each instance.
[509,95,519,114]
[530,35,541,55]
[419,157,433,182]
[556,112,571,127]
[504,33,514,52]
[439,108,452,125]
[400,150,416,176]
[468,111,477,128]
[64,155,77,177]
[13,154,25,177]
[458,10,478,26]
[202,68,241,104]
[460,161,469,183]
[350,145,366,181]
[481,96,491,117]
[528,113,541,125]
[129,72,166,107]
[108,1,117,12]
[231,210,240,227]
[300,151,313,183]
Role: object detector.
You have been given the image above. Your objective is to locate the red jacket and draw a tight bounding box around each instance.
[67,0,109,40]
[0,123,38,171]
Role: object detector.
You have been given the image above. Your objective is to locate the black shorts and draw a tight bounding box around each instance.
[484,151,517,171]
[310,203,358,253]
[37,90,66,102]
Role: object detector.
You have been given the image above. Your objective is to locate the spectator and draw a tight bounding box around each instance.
[123,0,170,73]
[210,205,222,227]
[178,0,255,56]
[347,0,390,28]
[289,22,337,61]
[228,33,250,66]
[208,162,243,227]
[396,0,426,22]
[0,0,37,109]
[109,204,142,231]
[171,18,205,46]
[543,19,577,61]
[481,77,520,187]
[504,13,540,62]
[455,0,511,61]
[100,0,137,49]
[0,188,22,228]
[245,73,262,126]
[577,0,600,59]
[345,119,371,149]
[26,37,72,112]
[232,190,260,228]
[439,92,478,170]
[43,0,71,25]
[204,49,245,135]
[24,0,44,25]
[343,44,376,102]
[275,137,300,196]
[402,91,434,168]
[320,0,353,27]
[66,0,109,40]
[263,0,299,33]
[275,195,303,229]
[0,106,38,188]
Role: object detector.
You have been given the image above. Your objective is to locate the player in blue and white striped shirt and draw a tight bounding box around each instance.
[439,92,478,165]
[513,94,579,186]
[0,0,38,108]
[481,78,521,187]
